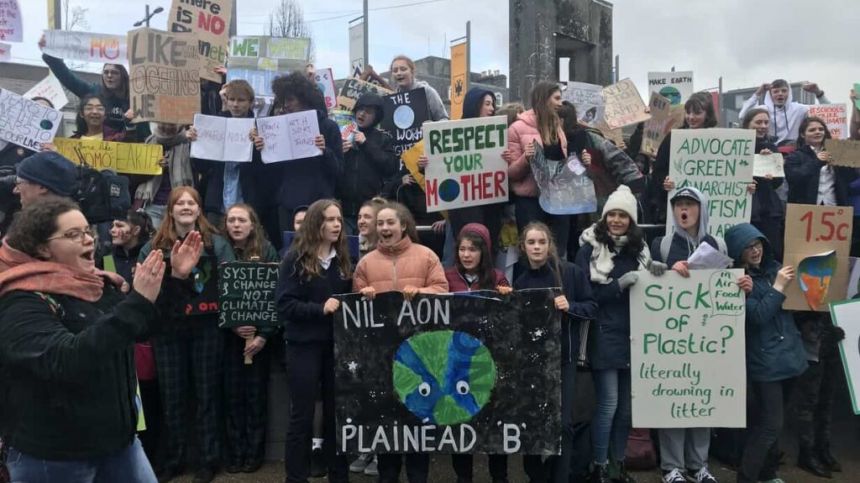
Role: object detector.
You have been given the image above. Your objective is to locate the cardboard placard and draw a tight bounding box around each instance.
[217,262,279,328]
[0,0,22,42]
[562,81,604,127]
[42,30,126,64]
[189,114,255,162]
[630,269,746,428]
[127,28,201,125]
[752,153,785,178]
[380,88,429,156]
[0,89,62,150]
[602,78,651,130]
[256,110,322,163]
[337,78,393,111]
[641,92,685,157]
[53,138,163,175]
[666,128,756,238]
[830,299,860,415]
[783,204,853,311]
[24,73,69,110]
[423,116,508,212]
[169,0,233,82]
[227,36,310,97]
[825,139,860,168]
[314,68,337,110]
[334,290,562,454]
[809,104,848,140]
[647,71,694,105]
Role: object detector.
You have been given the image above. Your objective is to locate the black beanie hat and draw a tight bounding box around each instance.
[16,151,78,197]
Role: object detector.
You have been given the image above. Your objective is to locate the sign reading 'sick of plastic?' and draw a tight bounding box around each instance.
[423,116,509,212]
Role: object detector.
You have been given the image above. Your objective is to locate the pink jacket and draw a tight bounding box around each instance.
[353,237,449,294]
[506,109,568,198]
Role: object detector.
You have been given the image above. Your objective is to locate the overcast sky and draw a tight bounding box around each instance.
[9,0,860,107]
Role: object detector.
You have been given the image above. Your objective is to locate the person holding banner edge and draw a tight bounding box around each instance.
[276,199,353,483]
[222,203,279,474]
[514,221,597,483]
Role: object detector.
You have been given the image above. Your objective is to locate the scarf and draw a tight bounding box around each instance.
[579,224,651,284]
[135,127,194,203]
[0,240,105,302]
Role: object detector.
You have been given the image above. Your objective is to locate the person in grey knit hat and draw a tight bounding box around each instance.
[14,151,78,206]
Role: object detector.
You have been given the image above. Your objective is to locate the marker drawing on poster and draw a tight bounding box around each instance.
[648,71,694,105]
[42,30,127,64]
[0,89,62,150]
[190,114,255,162]
[256,110,321,163]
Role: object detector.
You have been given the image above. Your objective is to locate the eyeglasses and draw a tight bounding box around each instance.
[48,227,97,243]
[744,241,763,253]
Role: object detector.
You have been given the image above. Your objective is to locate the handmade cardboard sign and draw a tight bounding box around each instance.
[314,68,337,110]
[808,104,847,140]
[641,92,685,157]
[256,110,321,163]
[127,28,201,124]
[630,269,746,428]
[826,139,860,168]
[602,79,650,129]
[189,114,254,162]
[227,36,310,97]
[381,88,429,156]
[42,30,126,64]
[830,299,860,415]
[338,78,393,111]
[334,290,562,454]
[0,0,22,42]
[53,138,163,175]
[169,0,233,82]
[0,89,62,150]
[424,116,508,212]
[647,71,694,105]
[666,128,756,238]
[562,82,604,127]
[24,73,69,110]
[753,153,785,178]
[218,262,279,328]
[783,204,853,311]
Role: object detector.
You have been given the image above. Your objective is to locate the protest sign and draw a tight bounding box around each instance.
[449,41,468,120]
[0,89,62,150]
[169,0,232,82]
[423,116,508,212]
[0,41,10,61]
[337,78,393,111]
[641,92,685,157]
[53,138,163,175]
[256,110,321,163]
[24,73,69,110]
[562,82,604,127]
[666,128,755,238]
[647,71,694,105]
[331,109,357,141]
[314,68,337,110]
[630,269,746,428]
[218,262,279,329]
[530,142,597,215]
[783,204,853,311]
[830,299,860,415]
[128,28,200,124]
[402,140,426,189]
[42,30,126,64]
[381,88,429,156]
[227,36,310,97]
[825,139,860,168]
[334,290,562,454]
[753,153,785,178]
[348,21,364,77]
[809,104,848,140]
[0,0,21,42]
[602,79,650,129]
[189,114,254,162]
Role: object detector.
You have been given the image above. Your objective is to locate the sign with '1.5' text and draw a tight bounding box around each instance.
[667,128,756,238]
[334,290,562,455]
[424,115,508,212]
[53,138,163,175]
[630,269,746,428]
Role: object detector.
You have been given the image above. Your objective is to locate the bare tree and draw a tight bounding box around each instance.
[267,0,314,61]
[63,0,89,31]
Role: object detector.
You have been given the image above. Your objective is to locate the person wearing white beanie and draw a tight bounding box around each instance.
[600,185,638,225]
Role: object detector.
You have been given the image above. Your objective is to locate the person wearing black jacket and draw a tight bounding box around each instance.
[337,93,398,234]
[743,108,786,260]
[514,221,597,483]
[0,197,201,482]
[785,116,856,206]
[276,199,352,483]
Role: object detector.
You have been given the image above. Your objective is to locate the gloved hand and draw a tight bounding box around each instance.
[648,260,668,276]
[618,272,638,290]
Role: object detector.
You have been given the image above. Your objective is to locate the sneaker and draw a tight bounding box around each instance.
[350,453,373,473]
[662,469,686,483]
[689,467,717,483]
[363,455,379,476]
[310,447,327,477]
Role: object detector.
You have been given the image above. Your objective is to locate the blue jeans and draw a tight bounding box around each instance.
[591,369,632,464]
[7,437,156,483]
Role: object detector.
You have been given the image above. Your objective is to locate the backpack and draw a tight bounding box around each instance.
[75,166,130,224]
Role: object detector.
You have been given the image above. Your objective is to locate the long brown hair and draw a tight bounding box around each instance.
[223,203,268,261]
[519,221,564,288]
[530,81,561,145]
[376,201,419,243]
[151,186,219,250]
[286,199,352,280]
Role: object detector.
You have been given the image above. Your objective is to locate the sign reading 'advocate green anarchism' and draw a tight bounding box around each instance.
[424,116,509,212]
[667,128,755,238]
[630,269,746,428]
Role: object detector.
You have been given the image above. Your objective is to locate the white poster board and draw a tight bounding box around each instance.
[562,82,604,127]
[630,269,747,428]
[648,71,694,105]
[808,104,848,140]
[190,114,254,162]
[666,128,756,238]
[42,30,127,64]
[753,153,785,178]
[423,115,509,212]
[0,0,22,42]
[24,73,69,110]
[830,299,860,415]
[314,68,337,110]
[256,110,321,163]
[0,89,62,150]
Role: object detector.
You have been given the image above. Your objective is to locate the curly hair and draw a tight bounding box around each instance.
[270,71,326,115]
[286,199,352,281]
[6,196,80,258]
[223,203,269,261]
[593,215,646,258]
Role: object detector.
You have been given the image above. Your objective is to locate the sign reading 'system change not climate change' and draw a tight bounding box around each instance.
[424,116,508,212]
[630,269,746,428]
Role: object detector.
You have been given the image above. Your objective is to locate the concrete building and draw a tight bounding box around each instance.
[721,82,821,127]
[509,0,614,104]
